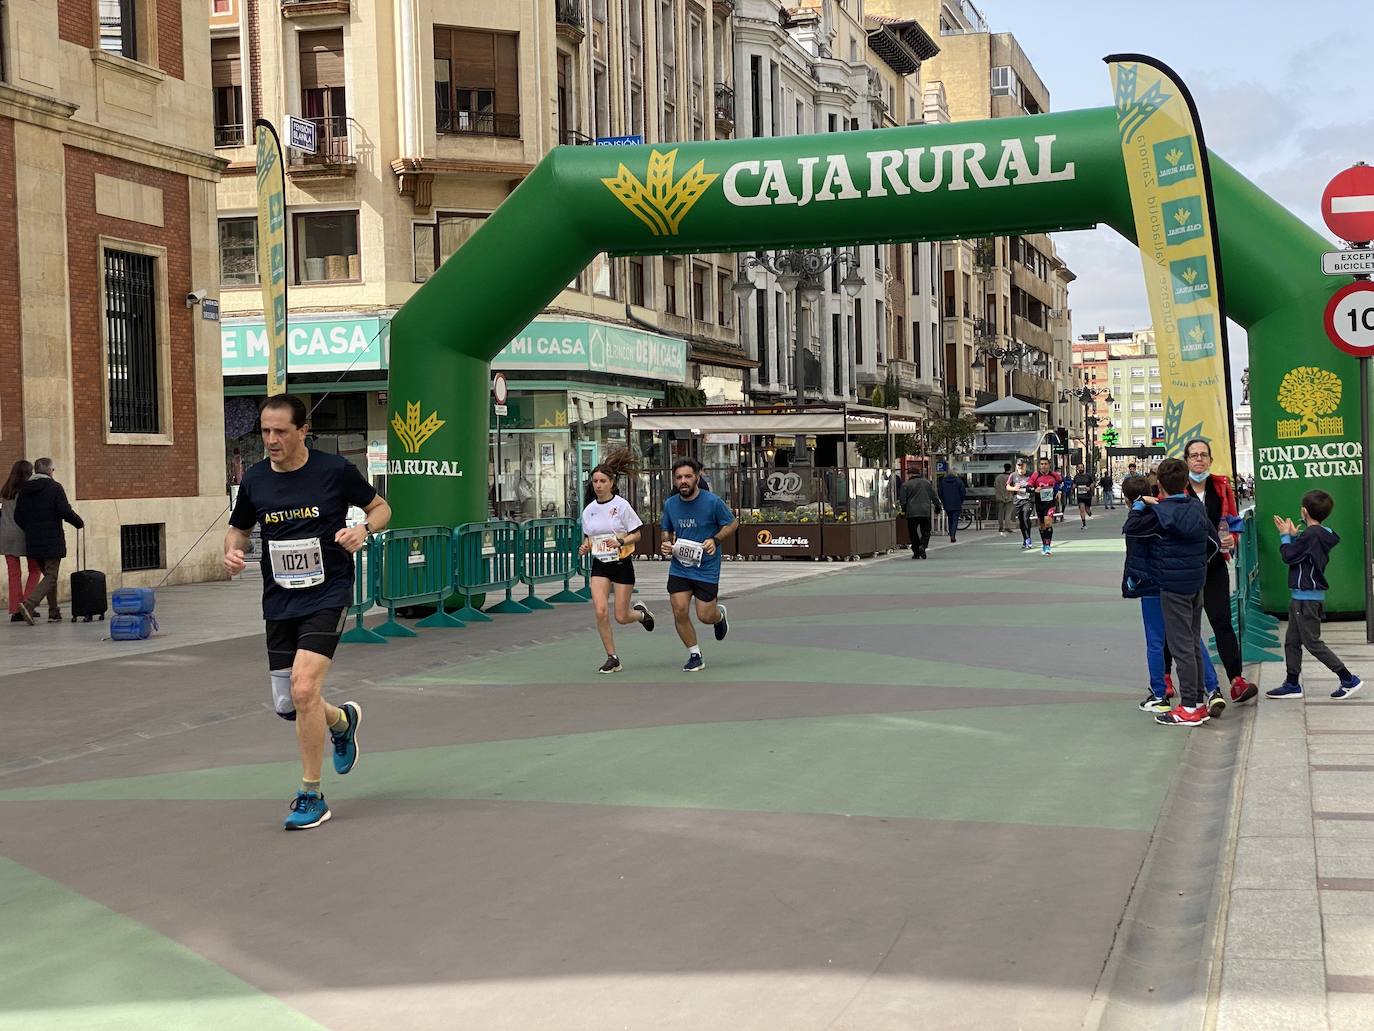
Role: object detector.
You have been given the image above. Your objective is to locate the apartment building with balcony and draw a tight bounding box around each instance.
[870,0,1073,418]
[209,0,745,517]
[731,0,941,418]
[0,1,228,604]
[1073,327,1164,451]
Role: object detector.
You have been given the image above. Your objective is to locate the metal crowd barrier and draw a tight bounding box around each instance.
[1228,509,1281,663]
[453,520,527,616]
[518,518,586,608]
[340,536,386,645]
[375,526,464,635]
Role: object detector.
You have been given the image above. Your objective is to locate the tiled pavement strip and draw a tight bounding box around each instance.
[1216,621,1374,1031]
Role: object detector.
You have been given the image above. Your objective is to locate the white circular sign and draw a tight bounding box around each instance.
[492,372,509,403]
[1325,282,1374,356]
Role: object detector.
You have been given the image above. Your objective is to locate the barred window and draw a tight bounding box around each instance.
[104,248,160,434]
[121,523,164,572]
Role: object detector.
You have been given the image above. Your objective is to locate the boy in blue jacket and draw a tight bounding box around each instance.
[1121,474,1221,713]
[1125,458,1221,726]
[1266,489,1362,700]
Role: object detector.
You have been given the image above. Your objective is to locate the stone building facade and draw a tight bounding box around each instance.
[0,0,226,604]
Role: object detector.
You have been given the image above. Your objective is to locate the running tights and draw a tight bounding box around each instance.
[1016,504,1033,540]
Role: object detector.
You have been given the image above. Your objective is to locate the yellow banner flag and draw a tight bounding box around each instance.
[1106,56,1234,476]
[254,120,288,396]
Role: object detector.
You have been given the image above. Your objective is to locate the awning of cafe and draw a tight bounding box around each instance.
[630,404,919,436]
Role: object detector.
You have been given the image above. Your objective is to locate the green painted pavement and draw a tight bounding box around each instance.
[387,636,1119,690]
[771,571,1118,597]
[0,702,1179,831]
[742,600,1140,630]
[0,857,322,1031]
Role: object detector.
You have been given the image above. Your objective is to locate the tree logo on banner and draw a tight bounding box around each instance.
[601,148,719,236]
[1277,366,1343,440]
[391,400,445,454]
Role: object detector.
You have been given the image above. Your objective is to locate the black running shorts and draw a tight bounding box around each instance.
[590,557,636,585]
[266,607,347,669]
[667,575,719,603]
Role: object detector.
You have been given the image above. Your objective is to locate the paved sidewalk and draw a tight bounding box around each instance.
[1217,621,1374,1031]
[1,538,954,676]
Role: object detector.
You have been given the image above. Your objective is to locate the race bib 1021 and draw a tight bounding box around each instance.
[268,537,324,589]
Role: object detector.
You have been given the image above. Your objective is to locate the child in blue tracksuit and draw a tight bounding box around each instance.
[1120,473,1220,714]
[1265,489,1362,700]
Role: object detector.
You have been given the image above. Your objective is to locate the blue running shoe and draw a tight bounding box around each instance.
[1266,681,1303,699]
[331,702,362,775]
[283,791,331,830]
[1332,675,1363,700]
[713,605,729,642]
[683,653,705,673]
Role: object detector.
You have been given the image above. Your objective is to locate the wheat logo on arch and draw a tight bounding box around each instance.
[392,401,445,454]
[601,148,719,236]
[1277,366,1343,440]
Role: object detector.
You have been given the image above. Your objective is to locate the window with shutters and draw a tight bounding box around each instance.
[717,271,731,326]
[219,217,257,287]
[659,2,677,139]
[294,211,360,284]
[692,263,708,320]
[99,0,149,63]
[629,257,647,307]
[434,27,520,138]
[212,38,245,148]
[102,241,171,442]
[663,257,680,314]
[412,211,489,282]
[298,30,348,149]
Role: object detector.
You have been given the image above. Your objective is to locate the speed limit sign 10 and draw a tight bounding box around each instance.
[1324,281,1374,356]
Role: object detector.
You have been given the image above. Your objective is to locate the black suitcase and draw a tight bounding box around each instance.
[70,529,107,622]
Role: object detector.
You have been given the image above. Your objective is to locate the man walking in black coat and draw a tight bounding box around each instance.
[898,470,939,559]
[938,472,968,544]
[14,458,83,624]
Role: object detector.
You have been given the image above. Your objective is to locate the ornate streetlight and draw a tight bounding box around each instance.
[1059,384,1114,475]
[732,249,865,461]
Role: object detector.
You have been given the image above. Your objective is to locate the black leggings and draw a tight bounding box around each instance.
[1163,559,1243,682]
[1015,503,1033,539]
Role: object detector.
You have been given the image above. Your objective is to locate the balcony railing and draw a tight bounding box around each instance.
[559,128,596,146]
[437,108,520,139]
[286,116,357,171]
[555,0,584,29]
[214,123,245,148]
[714,83,735,129]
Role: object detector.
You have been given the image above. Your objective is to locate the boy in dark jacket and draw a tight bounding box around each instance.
[1125,458,1220,726]
[1121,475,1221,713]
[1266,489,1362,700]
[937,473,967,544]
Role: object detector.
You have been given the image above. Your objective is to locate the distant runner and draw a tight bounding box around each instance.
[224,395,391,830]
[578,449,655,674]
[1073,465,1094,527]
[1026,458,1062,557]
[1009,459,1035,550]
[660,458,738,672]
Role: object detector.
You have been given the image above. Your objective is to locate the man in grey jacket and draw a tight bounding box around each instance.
[898,471,939,559]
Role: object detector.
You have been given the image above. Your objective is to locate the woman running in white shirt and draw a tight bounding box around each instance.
[578,449,655,673]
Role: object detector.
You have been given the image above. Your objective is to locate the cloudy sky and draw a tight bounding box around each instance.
[986,0,1374,397]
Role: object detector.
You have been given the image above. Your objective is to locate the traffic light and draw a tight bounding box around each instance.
[1056,426,1069,448]
[1102,426,1120,447]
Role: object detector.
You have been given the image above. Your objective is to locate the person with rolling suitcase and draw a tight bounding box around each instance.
[13,457,84,624]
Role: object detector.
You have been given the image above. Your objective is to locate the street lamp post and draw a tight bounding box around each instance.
[1059,385,1114,476]
[733,249,865,462]
[971,339,1045,397]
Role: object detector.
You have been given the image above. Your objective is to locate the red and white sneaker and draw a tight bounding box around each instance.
[1154,704,1211,727]
[1164,674,1176,701]
[1230,676,1258,705]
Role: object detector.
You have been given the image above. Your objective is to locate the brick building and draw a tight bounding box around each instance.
[0,1,226,604]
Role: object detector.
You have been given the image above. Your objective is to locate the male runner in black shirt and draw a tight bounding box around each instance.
[225,395,391,829]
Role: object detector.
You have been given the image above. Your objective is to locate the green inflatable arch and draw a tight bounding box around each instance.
[386,104,1357,615]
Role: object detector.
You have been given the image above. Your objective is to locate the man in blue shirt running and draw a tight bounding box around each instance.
[660,458,738,672]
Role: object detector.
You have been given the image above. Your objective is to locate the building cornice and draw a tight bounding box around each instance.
[0,84,226,182]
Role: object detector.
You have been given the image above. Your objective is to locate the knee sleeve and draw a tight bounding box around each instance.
[270,669,296,721]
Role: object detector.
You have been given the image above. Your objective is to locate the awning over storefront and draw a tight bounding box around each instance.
[221,312,391,376]
[972,396,1044,417]
[493,318,688,384]
[969,430,1060,456]
[630,404,919,436]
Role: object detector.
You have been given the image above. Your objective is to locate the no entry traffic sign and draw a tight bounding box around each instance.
[1324,281,1374,356]
[1322,164,1374,243]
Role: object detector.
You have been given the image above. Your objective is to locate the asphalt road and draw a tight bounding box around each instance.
[0,515,1197,1030]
